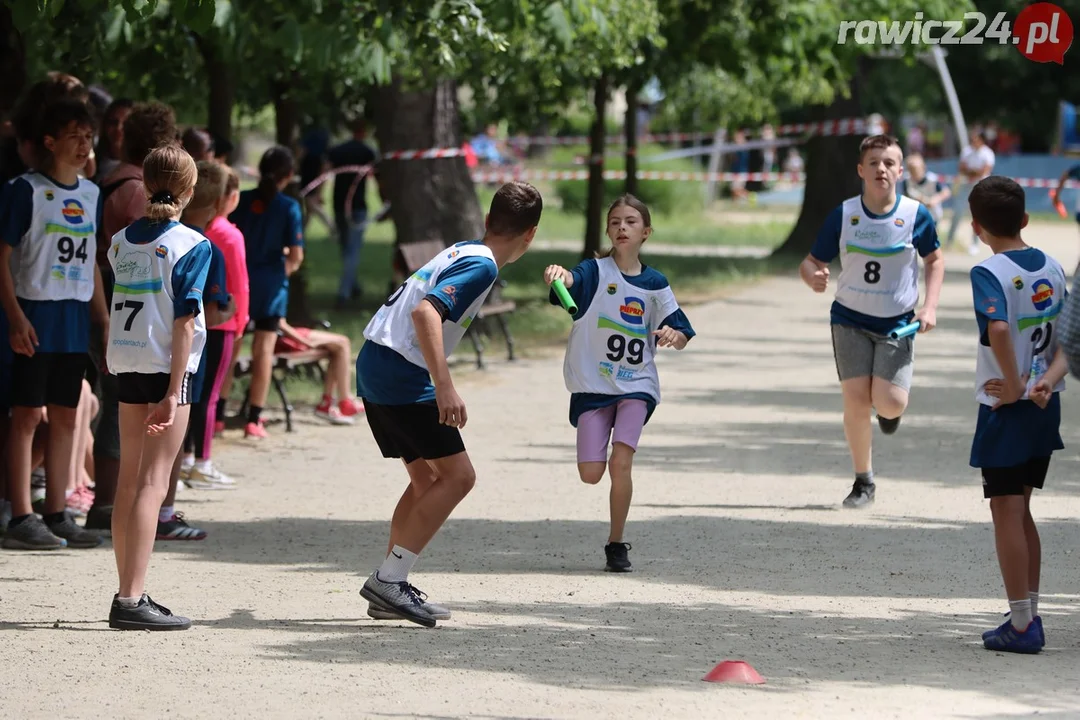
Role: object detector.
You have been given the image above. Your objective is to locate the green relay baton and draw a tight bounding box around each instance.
[551,278,578,315]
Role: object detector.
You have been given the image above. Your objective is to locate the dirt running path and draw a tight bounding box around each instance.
[2,223,1080,719]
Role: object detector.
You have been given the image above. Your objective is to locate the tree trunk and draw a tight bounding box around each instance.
[624,77,640,198]
[583,74,609,260]
[194,33,236,162]
[0,5,26,184]
[273,79,300,149]
[772,59,868,257]
[374,76,484,284]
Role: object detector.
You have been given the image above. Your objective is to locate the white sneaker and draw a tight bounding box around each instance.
[185,462,237,490]
[316,406,355,425]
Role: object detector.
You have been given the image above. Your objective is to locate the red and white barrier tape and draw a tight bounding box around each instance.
[469,169,807,183]
[380,147,469,160]
[506,118,869,146]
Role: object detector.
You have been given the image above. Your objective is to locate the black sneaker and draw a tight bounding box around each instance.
[359,571,436,628]
[109,594,191,631]
[843,479,876,508]
[84,504,113,537]
[604,542,633,572]
[2,514,66,550]
[0,500,11,536]
[877,415,901,435]
[46,511,104,548]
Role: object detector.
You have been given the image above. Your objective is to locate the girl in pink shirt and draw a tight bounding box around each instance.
[180,168,248,488]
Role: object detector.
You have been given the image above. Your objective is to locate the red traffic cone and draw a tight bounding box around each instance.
[702,660,765,685]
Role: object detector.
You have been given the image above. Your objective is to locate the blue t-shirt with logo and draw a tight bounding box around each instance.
[811,199,939,336]
[969,247,1065,468]
[356,243,497,406]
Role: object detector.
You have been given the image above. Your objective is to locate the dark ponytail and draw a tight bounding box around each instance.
[257,145,295,203]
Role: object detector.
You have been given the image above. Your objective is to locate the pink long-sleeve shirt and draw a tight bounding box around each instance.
[204,215,250,337]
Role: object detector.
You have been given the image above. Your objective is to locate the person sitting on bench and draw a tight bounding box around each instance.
[276,319,364,425]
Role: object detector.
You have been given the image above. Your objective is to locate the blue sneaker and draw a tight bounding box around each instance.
[983,619,1042,653]
[983,613,1045,648]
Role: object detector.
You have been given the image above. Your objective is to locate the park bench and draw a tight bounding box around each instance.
[397,239,517,370]
[232,321,331,433]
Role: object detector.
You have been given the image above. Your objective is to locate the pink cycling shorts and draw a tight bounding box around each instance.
[576,399,648,463]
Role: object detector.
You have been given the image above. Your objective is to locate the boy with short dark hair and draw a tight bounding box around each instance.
[968,175,1069,654]
[0,98,108,550]
[356,181,542,627]
[799,134,945,508]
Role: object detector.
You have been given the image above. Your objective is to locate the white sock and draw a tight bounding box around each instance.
[1008,598,1033,631]
[158,505,175,523]
[1029,591,1039,618]
[181,453,195,468]
[378,545,419,583]
[117,595,141,608]
[194,459,213,473]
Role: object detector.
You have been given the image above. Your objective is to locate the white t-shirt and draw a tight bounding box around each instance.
[960,145,995,180]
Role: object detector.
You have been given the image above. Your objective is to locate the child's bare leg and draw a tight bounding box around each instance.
[870,377,908,421]
[1023,487,1041,609]
[119,405,190,599]
[393,452,476,556]
[113,404,147,581]
[387,459,438,554]
[991,494,1032,628]
[7,406,43,517]
[42,405,77,514]
[607,443,634,543]
[307,331,351,399]
[840,377,873,474]
[162,445,183,510]
[247,330,276,411]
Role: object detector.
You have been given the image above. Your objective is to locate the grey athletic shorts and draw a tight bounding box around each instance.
[830,324,914,390]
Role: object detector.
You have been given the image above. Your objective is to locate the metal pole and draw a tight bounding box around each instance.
[931,46,969,156]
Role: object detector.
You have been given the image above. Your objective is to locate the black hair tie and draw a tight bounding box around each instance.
[151,190,175,204]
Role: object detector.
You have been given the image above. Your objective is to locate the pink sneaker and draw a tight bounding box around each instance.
[244,421,268,439]
[339,398,364,417]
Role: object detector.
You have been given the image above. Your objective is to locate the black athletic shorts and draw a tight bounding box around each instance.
[363,400,465,464]
[10,352,87,409]
[116,372,194,406]
[253,316,282,332]
[981,456,1051,498]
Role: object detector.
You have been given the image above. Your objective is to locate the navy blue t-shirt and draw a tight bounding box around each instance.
[969,247,1065,468]
[547,258,696,427]
[1,174,103,353]
[229,190,303,320]
[356,241,498,405]
[811,198,939,336]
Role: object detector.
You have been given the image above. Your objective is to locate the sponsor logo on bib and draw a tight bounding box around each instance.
[607,283,617,295]
[619,297,645,325]
[893,217,905,227]
[1012,276,1024,290]
[155,246,168,258]
[61,199,86,225]
[850,215,860,226]
[44,190,54,201]
[1031,279,1054,310]
[117,252,152,278]
[598,361,615,377]
[447,250,460,258]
